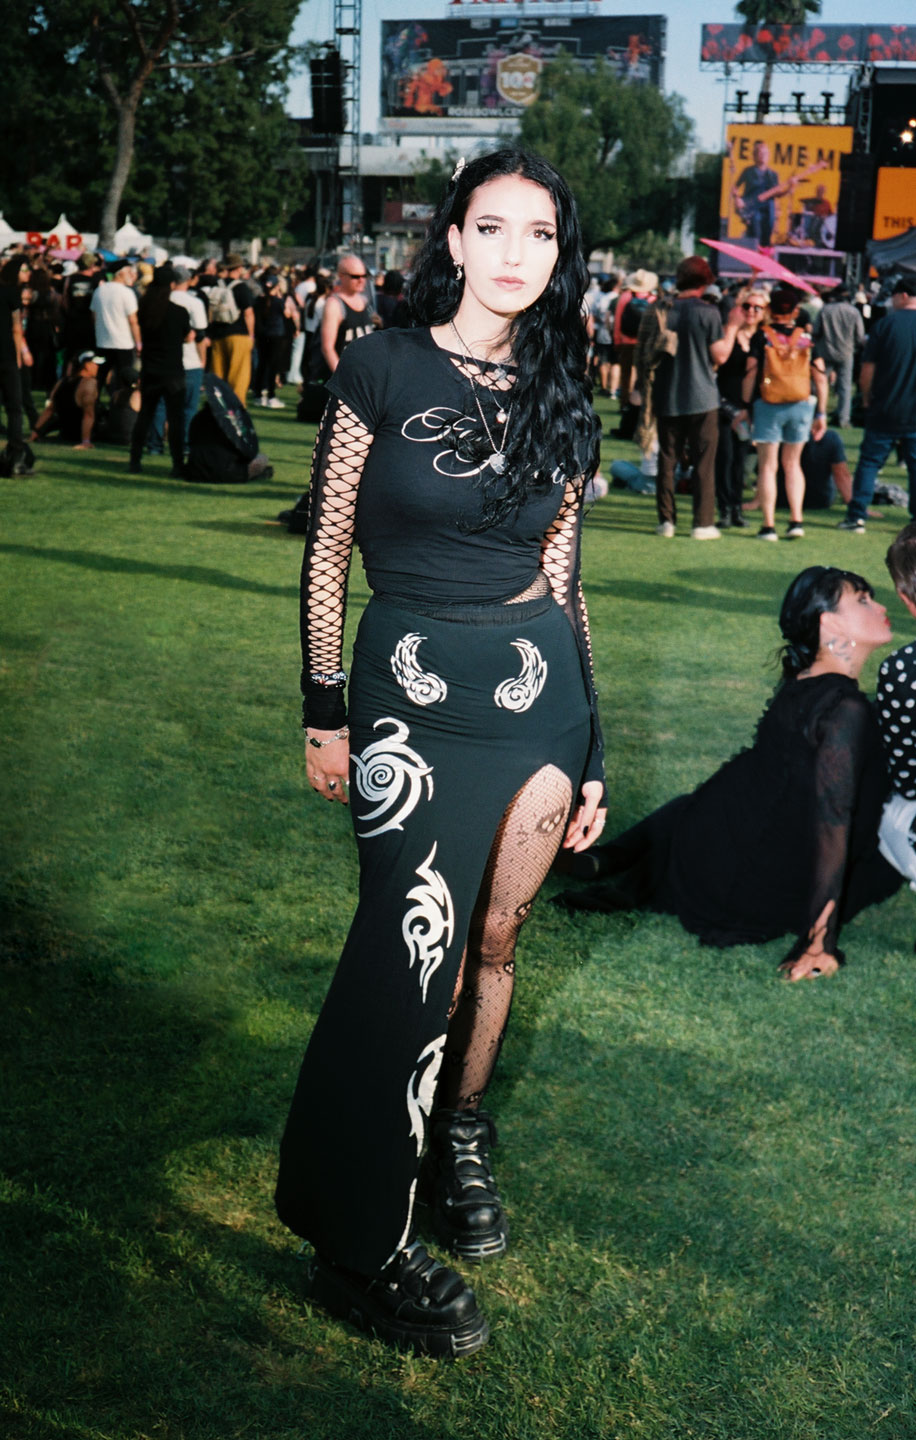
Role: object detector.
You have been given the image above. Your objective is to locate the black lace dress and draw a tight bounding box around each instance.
[562,673,901,963]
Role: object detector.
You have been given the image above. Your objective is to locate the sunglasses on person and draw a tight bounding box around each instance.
[343,270,367,280]
[741,302,765,312]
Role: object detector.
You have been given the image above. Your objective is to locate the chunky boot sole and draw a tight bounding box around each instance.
[430,1206,509,1262]
[303,1252,490,1359]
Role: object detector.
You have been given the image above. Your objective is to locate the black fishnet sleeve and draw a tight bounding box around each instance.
[540,479,606,798]
[781,691,871,968]
[299,397,375,728]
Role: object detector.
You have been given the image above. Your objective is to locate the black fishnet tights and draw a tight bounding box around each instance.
[437,764,573,1111]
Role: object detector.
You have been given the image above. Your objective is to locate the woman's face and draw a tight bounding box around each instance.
[448,173,559,324]
[738,292,767,329]
[824,584,893,653]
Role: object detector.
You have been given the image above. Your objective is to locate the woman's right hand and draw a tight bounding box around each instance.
[305,731,350,805]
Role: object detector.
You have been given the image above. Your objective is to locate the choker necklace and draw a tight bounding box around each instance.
[448,319,514,474]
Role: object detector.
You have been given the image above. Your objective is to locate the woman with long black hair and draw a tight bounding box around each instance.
[128,264,190,477]
[556,566,902,980]
[276,148,605,1356]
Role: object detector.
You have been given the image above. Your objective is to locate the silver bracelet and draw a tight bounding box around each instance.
[306,726,350,748]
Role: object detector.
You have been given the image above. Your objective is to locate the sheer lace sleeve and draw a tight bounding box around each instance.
[782,690,871,966]
[299,397,374,728]
[540,479,606,795]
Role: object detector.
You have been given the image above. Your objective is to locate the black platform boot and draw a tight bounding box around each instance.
[303,1238,489,1357]
[424,1108,509,1262]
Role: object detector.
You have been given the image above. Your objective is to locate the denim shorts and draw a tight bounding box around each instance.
[752,396,815,445]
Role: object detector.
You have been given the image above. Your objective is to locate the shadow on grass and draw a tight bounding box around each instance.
[0,543,298,598]
[0,899,457,1440]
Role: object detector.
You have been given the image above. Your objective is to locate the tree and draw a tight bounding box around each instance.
[734,0,822,122]
[517,55,694,256]
[3,0,306,247]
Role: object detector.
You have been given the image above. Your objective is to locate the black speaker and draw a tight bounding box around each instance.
[835,153,877,253]
[310,48,345,135]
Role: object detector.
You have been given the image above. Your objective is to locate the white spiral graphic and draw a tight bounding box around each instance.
[391,633,448,707]
[406,1035,445,1157]
[352,717,434,838]
[494,639,548,713]
[401,406,490,478]
[402,844,455,1003]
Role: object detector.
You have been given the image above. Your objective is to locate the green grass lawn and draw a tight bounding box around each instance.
[3,387,916,1439]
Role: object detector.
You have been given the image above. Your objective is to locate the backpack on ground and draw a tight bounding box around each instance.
[208,280,241,328]
[761,326,812,404]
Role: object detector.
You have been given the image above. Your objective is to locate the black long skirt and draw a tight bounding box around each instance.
[276,591,591,1275]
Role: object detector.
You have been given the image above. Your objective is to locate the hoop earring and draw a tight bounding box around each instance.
[455,262,463,283]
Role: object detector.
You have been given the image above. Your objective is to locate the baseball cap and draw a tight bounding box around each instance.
[769,283,803,316]
[77,350,105,366]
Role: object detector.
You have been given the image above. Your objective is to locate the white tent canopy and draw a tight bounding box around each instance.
[114,216,153,253]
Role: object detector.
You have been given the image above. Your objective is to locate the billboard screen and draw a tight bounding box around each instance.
[701,23,916,66]
[717,124,855,276]
[873,168,916,241]
[381,16,665,128]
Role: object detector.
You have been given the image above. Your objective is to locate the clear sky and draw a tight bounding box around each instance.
[287,0,916,153]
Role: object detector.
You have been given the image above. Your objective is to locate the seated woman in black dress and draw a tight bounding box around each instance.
[556,566,902,979]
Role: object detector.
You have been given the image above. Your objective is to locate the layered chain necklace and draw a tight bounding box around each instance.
[448,319,514,475]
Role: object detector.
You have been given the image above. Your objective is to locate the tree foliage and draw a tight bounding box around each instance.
[517,56,694,256]
[1,0,308,249]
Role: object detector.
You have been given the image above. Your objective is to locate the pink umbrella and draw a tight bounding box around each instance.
[700,237,819,295]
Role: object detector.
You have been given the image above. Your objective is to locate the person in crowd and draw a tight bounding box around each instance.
[302,274,330,381]
[208,253,255,405]
[254,274,288,407]
[838,275,916,534]
[90,259,140,383]
[777,427,853,510]
[30,350,103,450]
[60,252,101,363]
[319,253,375,375]
[16,277,39,434]
[27,268,62,393]
[589,274,619,396]
[145,266,208,455]
[98,364,141,447]
[0,256,30,473]
[612,268,657,409]
[376,269,411,329]
[556,565,901,979]
[812,287,865,430]
[128,264,191,477]
[875,523,916,885]
[652,256,741,540]
[714,284,767,529]
[743,282,828,541]
[279,275,301,383]
[275,148,605,1358]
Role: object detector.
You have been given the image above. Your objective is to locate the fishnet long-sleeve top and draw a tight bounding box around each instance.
[299,327,604,785]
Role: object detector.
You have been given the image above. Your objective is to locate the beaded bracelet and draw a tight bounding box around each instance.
[309,670,348,687]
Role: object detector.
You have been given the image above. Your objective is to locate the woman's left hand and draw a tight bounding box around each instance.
[779,900,838,981]
[562,780,607,852]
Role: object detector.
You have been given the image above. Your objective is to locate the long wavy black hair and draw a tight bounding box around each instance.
[409,147,600,529]
[778,566,873,680]
[138,264,177,332]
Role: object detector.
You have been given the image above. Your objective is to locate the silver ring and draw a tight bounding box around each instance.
[327,780,337,790]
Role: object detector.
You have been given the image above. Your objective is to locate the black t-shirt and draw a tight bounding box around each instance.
[326,327,564,603]
[863,309,916,432]
[0,283,20,366]
[139,299,191,378]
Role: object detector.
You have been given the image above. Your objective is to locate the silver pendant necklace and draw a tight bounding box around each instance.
[449,319,513,473]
